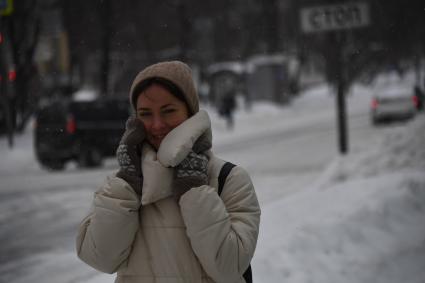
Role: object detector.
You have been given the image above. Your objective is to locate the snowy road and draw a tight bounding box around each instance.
[0,83,402,283]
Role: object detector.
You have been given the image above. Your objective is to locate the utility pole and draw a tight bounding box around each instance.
[335,32,348,153]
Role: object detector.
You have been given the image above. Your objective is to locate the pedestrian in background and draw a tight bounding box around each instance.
[219,90,237,130]
[76,61,261,283]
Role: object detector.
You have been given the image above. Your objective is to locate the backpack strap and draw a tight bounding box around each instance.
[217,161,253,283]
[218,162,236,196]
[243,265,253,283]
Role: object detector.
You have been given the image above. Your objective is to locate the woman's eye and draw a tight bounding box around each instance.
[138,112,151,118]
[162,108,176,114]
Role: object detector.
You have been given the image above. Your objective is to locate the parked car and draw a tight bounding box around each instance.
[414,85,424,111]
[34,96,130,170]
[370,79,418,125]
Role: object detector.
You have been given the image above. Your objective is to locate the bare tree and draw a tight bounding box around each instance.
[3,0,41,133]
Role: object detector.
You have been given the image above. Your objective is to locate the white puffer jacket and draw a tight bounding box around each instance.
[76,110,261,283]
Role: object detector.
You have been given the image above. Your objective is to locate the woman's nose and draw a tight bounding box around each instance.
[151,115,166,130]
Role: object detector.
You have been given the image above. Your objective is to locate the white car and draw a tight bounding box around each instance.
[370,78,418,124]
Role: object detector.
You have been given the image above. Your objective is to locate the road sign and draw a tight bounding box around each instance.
[300,3,370,154]
[300,2,370,33]
[0,0,13,16]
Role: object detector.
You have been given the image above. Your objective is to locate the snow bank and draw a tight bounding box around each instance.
[253,114,425,283]
[319,114,425,185]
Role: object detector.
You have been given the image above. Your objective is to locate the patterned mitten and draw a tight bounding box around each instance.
[173,150,209,201]
[116,117,145,195]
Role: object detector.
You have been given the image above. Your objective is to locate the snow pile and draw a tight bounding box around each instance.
[254,114,425,283]
[320,116,425,184]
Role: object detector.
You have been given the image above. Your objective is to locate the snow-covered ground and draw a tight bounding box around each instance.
[254,113,425,283]
[0,80,424,283]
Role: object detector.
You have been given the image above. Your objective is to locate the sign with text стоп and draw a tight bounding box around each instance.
[300,2,370,33]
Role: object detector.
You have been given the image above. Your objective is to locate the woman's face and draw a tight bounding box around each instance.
[136,84,189,150]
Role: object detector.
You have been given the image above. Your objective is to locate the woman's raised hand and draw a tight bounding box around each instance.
[116,117,146,195]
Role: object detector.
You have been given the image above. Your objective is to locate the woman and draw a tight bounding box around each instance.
[76,61,261,283]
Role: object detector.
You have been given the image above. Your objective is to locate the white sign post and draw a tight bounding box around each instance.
[300,2,370,154]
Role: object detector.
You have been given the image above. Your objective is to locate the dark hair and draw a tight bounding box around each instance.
[132,77,188,110]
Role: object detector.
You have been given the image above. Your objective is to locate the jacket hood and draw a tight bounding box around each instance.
[140,110,212,205]
[157,110,211,167]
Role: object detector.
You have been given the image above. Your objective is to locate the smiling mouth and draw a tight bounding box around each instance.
[147,132,169,149]
[153,134,166,140]
[149,134,167,146]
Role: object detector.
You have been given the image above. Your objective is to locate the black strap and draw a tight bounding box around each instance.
[218,162,236,196]
[243,265,252,283]
[218,162,253,283]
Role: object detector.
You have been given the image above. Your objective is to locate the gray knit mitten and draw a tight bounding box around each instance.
[173,150,209,201]
[116,117,145,195]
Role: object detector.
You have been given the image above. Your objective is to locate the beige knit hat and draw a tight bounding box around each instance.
[129,61,199,115]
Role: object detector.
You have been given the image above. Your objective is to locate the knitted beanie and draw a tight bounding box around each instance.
[129,61,199,115]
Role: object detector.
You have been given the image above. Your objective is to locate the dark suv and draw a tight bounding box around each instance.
[34,97,130,170]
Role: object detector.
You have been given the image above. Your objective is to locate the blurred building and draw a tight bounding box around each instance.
[34,4,72,96]
[206,54,302,107]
